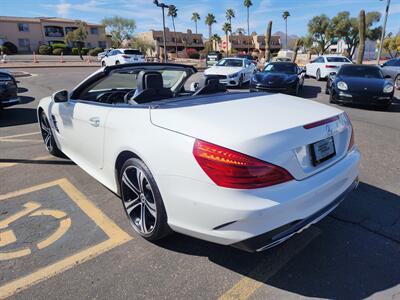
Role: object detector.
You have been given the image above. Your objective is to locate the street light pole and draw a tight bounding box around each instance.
[153,0,169,62]
[377,0,390,65]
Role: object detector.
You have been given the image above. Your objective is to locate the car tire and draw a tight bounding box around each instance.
[119,158,171,241]
[293,83,299,96]
[316,69,322,81]
[329,90,336,104]
[115,61,120,65]
[101,61,106,67]
[238,74,244,88]
[325,82,329,94]
[395,75,400,90]
[39,111,64,157]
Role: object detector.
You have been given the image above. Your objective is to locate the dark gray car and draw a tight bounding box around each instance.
[380,58,400,90]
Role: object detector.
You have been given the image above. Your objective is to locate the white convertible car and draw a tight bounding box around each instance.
[38,63,360,252]
[204,57,257,87]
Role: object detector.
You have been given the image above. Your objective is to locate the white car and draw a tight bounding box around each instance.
[305,55,352,80]
[97,48,113,61]
[101,48,144,67]
[37,63,360,252]
[204,58,257,87]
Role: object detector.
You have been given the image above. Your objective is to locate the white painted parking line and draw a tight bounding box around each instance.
[0,132,40,140]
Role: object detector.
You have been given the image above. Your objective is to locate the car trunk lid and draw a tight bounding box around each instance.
[150,93,352,180]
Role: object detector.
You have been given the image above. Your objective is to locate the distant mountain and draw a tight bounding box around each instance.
[273,31,300,49]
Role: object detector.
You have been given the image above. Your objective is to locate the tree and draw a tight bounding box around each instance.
[383,35,400,58]
[282,11,290,49]
[243,0,253,53]
[222,22,232,56]
[307,14,333,54]
[226,9,235,31]
[236,27,245,35]
[357,10,366,64]
[330,11,381,59]
[264,21,272,62]
[64,21,88,60]
[205,13,217,39]
[129,37,155,55]
[293,38,304,63]
[102,16,136,47]
[191,12,200,34]
[168,5,179,57]
[210,34,221,51]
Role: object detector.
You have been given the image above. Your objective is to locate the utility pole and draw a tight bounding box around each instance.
[153,0,169,62]
[377,0,390,65]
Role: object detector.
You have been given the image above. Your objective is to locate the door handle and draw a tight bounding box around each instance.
[89,117,100,127]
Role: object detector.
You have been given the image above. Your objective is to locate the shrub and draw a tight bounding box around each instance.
[71,47,79,55]
[81,48,89,55]
[52,48,63,55]
[3,42,18,54]
[188,52,200,59]
[38,45,52,55]
[186,48,197,57]
[51,43,67,50]
[88,47,104,56]
[0,45,10,55]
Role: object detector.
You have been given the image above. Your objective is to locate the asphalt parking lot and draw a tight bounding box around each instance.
[1,67,400,300]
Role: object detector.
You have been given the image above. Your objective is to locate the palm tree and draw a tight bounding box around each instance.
[205,13,217,40]
[168,5,179,57]
[226,9,235,31]
[191,12,200,34]
[210,34,221,51]
[243,0,253,53]
[222,22,232,56]
[282,10,290,49]
[236,27,245,35]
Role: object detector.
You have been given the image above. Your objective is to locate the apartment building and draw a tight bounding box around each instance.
[137,28,204,57]
[0,16,111,53]
[221,32,281,56]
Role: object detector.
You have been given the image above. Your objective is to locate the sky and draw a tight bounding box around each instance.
[1,0,399,38]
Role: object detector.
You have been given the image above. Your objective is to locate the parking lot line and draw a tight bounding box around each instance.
[0,132,40,140]
[0,178,132,299]
[0,155,53,169]
[217,229,320,300]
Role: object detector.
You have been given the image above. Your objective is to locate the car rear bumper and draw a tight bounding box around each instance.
[160,148,360,248]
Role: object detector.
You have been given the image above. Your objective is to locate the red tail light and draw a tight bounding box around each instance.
[193,140,294,189]
[303,116,339,129]
[122,55,130,58]
[325,65,336,68]
[343,113,355,151]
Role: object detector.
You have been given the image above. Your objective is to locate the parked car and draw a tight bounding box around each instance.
[306,55,352,80]
[326,64,394,109]
[0,70,19,109]
[101,49,145,66]
[38,62,360,252]
[97,48,113,61]
[380,58,400,90]
[250,62,305,95]
[204,57,257,87]
[235,54,257,63]
[206,51,223,66]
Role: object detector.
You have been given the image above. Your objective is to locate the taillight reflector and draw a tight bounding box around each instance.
[325,65,336,68]
[303,116,339,129]
[193,140,294,189]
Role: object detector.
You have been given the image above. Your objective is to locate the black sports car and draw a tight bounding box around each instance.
[326,64,394,109]
[0,70,19,109]
[249,62,305,95]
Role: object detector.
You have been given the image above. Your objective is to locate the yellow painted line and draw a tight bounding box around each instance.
[218,229,320,300]
[0,155,53,169]
[0,178,132,299]
[0,202,41,229]
[0,132,40,140]
[0,230,17,247]
[36,218,71,250]
[0,248,31,261]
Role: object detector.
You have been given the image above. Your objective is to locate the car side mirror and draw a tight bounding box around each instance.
[52,90,69,103]
[298,68,305,75]
[384,75,392,79]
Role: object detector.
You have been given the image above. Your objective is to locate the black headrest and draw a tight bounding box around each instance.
[136,71,164,91]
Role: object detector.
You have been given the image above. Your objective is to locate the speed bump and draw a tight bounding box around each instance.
[0,178,132,299]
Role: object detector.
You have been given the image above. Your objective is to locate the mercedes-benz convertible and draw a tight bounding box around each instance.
[38,63,360,252]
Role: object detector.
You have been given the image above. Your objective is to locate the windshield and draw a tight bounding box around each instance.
[326,57,351,63]
[338,66,383,79]
[263,63,296,74]
[216,59,243,67]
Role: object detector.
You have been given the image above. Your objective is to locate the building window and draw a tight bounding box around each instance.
[65,27,77,34]
[98,41,107,48]
[18,38,30,50]
[44,26,64,37]
[90,27,99,35]
[18,23,29,32]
